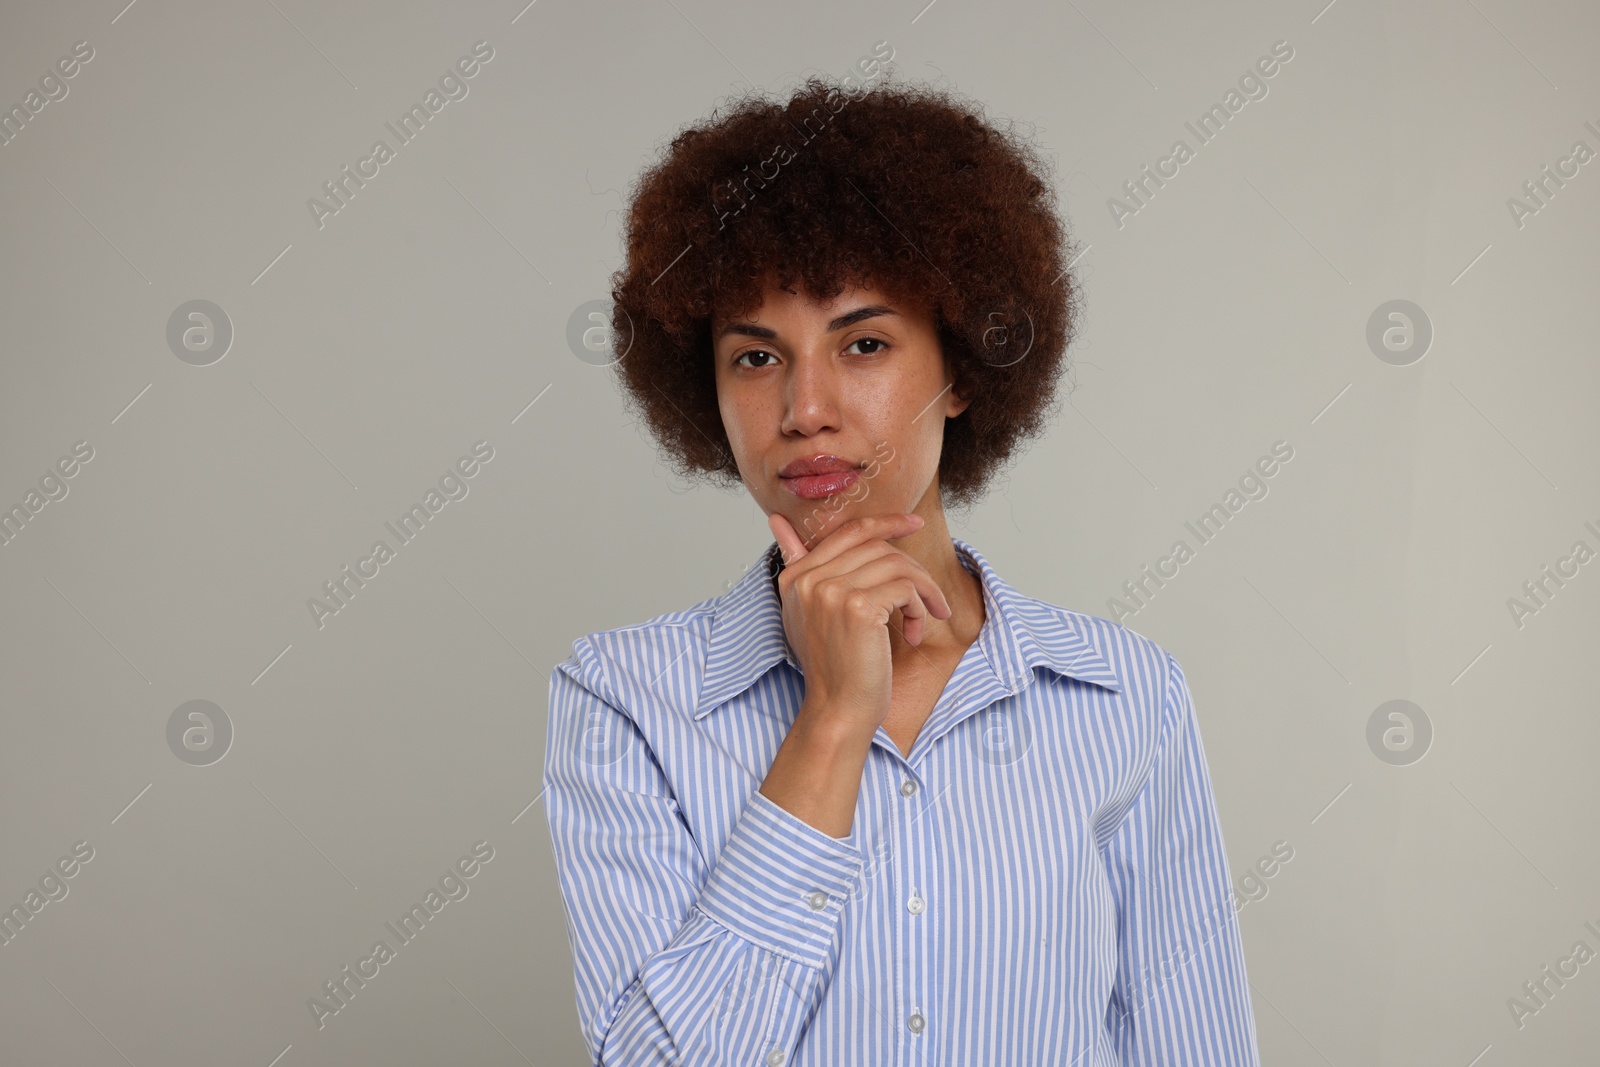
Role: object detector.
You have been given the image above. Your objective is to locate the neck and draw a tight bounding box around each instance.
[883,505,985,659]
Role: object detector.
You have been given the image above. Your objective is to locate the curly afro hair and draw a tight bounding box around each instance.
[607,70,1083,511]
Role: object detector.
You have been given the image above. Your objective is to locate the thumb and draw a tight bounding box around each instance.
[768,512,807,565]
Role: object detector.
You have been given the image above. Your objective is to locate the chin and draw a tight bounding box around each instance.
[793,507,849,541]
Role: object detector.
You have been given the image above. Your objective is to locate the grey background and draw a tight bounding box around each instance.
[2,0,1597,1064]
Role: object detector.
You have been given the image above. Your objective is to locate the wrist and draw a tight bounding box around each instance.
[793,699,879,748]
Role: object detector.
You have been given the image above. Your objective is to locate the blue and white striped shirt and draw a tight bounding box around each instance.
[543,536,1261,1066]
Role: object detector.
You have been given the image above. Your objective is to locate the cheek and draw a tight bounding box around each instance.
[866,416,944,498]
[715,387,749,448]
[908,421,947,482]
[717,393,770,482]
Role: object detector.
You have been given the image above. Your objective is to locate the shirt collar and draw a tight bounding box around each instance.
[694,535,1122,719]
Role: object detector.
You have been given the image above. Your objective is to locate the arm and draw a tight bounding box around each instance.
[1102,650,1262,1066]
[542,644,864,1066]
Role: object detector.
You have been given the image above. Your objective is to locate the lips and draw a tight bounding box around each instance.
[779,454,864,500]
[779,454,860,478]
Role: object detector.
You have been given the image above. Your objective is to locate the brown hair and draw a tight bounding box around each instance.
[608,71,1083,510]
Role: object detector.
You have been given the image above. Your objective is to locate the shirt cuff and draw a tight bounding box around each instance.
[696,790,864,968]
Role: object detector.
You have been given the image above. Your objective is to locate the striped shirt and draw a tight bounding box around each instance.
[542,536,1261,1066]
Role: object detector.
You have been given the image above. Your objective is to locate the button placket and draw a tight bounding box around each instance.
[902,765,933,1047]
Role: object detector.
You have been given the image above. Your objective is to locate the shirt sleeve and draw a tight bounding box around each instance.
[542,644,865,1066]
[1101,649,1263,1066]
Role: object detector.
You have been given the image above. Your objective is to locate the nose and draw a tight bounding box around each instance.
[779,351,842,438]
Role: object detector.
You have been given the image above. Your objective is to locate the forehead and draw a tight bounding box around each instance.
[712,276,927,331]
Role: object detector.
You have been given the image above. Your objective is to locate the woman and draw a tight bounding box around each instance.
[544,73,1262,1066]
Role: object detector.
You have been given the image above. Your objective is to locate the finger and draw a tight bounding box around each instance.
[790,512,924,573]
[860,550,952,622]
[831,570,928,639]
[768,512,808,566]
[812,544,952,627]
[834,553,951,626]
[898,581,926,646]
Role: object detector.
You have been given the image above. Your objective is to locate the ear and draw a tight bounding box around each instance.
[947,375,973,419]
[933,326,972,418]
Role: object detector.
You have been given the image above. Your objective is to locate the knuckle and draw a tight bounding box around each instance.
[842,590,876,618]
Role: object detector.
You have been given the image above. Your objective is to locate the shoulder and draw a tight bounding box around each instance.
[1011,589,1187,714]
[551,591,721,709]
[1011,595,1208,796]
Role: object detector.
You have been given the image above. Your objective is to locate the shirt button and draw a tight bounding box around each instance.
[907,1010,926,1034]
[899,779,918,797]
[806,890,828,911]
[766,1049,786,1066]
[907,893,925,915]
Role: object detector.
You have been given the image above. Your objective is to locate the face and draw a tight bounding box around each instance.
[712,278,971,549]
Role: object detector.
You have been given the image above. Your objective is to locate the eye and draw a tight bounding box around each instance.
[732,348,777,369]
[846,336,889,356]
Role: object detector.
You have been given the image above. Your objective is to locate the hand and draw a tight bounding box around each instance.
[767,511,953,736]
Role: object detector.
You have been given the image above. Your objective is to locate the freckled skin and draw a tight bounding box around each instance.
[712,279,968,547]
[712,277,984,666]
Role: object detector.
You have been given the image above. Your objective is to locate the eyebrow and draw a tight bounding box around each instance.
[715,304,899,341]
